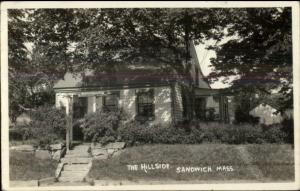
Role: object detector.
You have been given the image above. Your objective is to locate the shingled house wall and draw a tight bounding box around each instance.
[55,86,173,127]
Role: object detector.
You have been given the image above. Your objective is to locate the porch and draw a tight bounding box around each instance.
[55,85,173,150]
[193,88,233,123]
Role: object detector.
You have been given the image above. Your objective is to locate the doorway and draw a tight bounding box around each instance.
[72,96,87,141]
[195,97,207,120]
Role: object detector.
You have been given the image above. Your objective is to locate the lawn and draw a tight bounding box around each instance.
[88,144,294,183]
[10,150,58,181]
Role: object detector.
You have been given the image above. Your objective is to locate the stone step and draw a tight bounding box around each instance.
[68,148,90,151]
[73,145,90,148]
[69,148,89,151]
[67,150,90,155]
[60,170,88,177]
[63,164,89,171]
[58,176,84,182]
[71,146,90,150]
[64,154,90,158]
[61,157,91,164]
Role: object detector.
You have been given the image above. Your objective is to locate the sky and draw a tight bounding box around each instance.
[195,41,232,89]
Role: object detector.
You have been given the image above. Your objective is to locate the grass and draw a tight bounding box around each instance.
[10,150,58,181]
[88,144,294,183]
[9,139,66,147]
[9,140,38,147]
[246,144,294,181]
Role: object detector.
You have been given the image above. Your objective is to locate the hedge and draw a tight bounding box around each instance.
[118,121,292,145]
[10,108,293,146]
[77,110,293,145]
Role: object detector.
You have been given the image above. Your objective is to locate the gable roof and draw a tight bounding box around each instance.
[54,44,211,90]
[54,66,187,89]
[189,42,210,89]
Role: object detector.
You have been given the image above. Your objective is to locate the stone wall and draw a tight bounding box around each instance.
[10,143,66,161]
[90,142,126,160]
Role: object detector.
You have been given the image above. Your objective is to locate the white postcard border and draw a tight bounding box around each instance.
[1,1,299,190]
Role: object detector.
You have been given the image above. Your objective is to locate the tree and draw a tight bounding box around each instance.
[8,9,31,121]
[208,8,292,112]
[8,10,56,122]
[19,8,229,120]
[8,8,293,120]
[72,9,228,74]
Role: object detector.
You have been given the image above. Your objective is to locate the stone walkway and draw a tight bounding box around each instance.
[57,144,92,182]
[54,142,126,184]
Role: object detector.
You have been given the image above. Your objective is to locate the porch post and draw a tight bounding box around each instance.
[66,95,74,151]
[92,96,97,112]
[219,96,225,123]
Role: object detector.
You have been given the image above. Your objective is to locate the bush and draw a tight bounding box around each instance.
[9,127,30,141]
[15,105,66,147]
[78,110,127,145]
[118,121,190,145]
[77,109,292,145]
[281,118,294,144]
[262,124,287,143]
[118,120,289,145]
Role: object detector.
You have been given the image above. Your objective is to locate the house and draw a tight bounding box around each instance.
[53,43,232,148]
[249,103,292,125]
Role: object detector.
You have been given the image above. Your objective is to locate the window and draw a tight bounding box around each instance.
[137,90,154,119]
[103,93,119,111]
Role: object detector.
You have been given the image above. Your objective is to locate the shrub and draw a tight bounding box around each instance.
[78,110,126,144]
[15,105,66,147]
[281,118,294,144]
[9,127,30,141]
[153,125,188,144]
[262,124,287,143]
[118,121,156,145]
[77,109,292,145]
[118,121,190,145]
[118,120,289,145]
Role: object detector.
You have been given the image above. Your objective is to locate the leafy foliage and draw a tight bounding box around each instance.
[262,124,287,143]
[8,8,293,121]
[281,118,294,144]
[119,121,291,145]
[8,9,31,121]
[233,90,260,124]
[72,9,227,72]
[15,106,67,147]
[119,121,188,145]
[8,10,56,122]
[78,110,127,144]
[208,8,292,112]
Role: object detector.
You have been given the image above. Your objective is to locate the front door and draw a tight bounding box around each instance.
[73,97,87,141]
[195,97,207,120]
